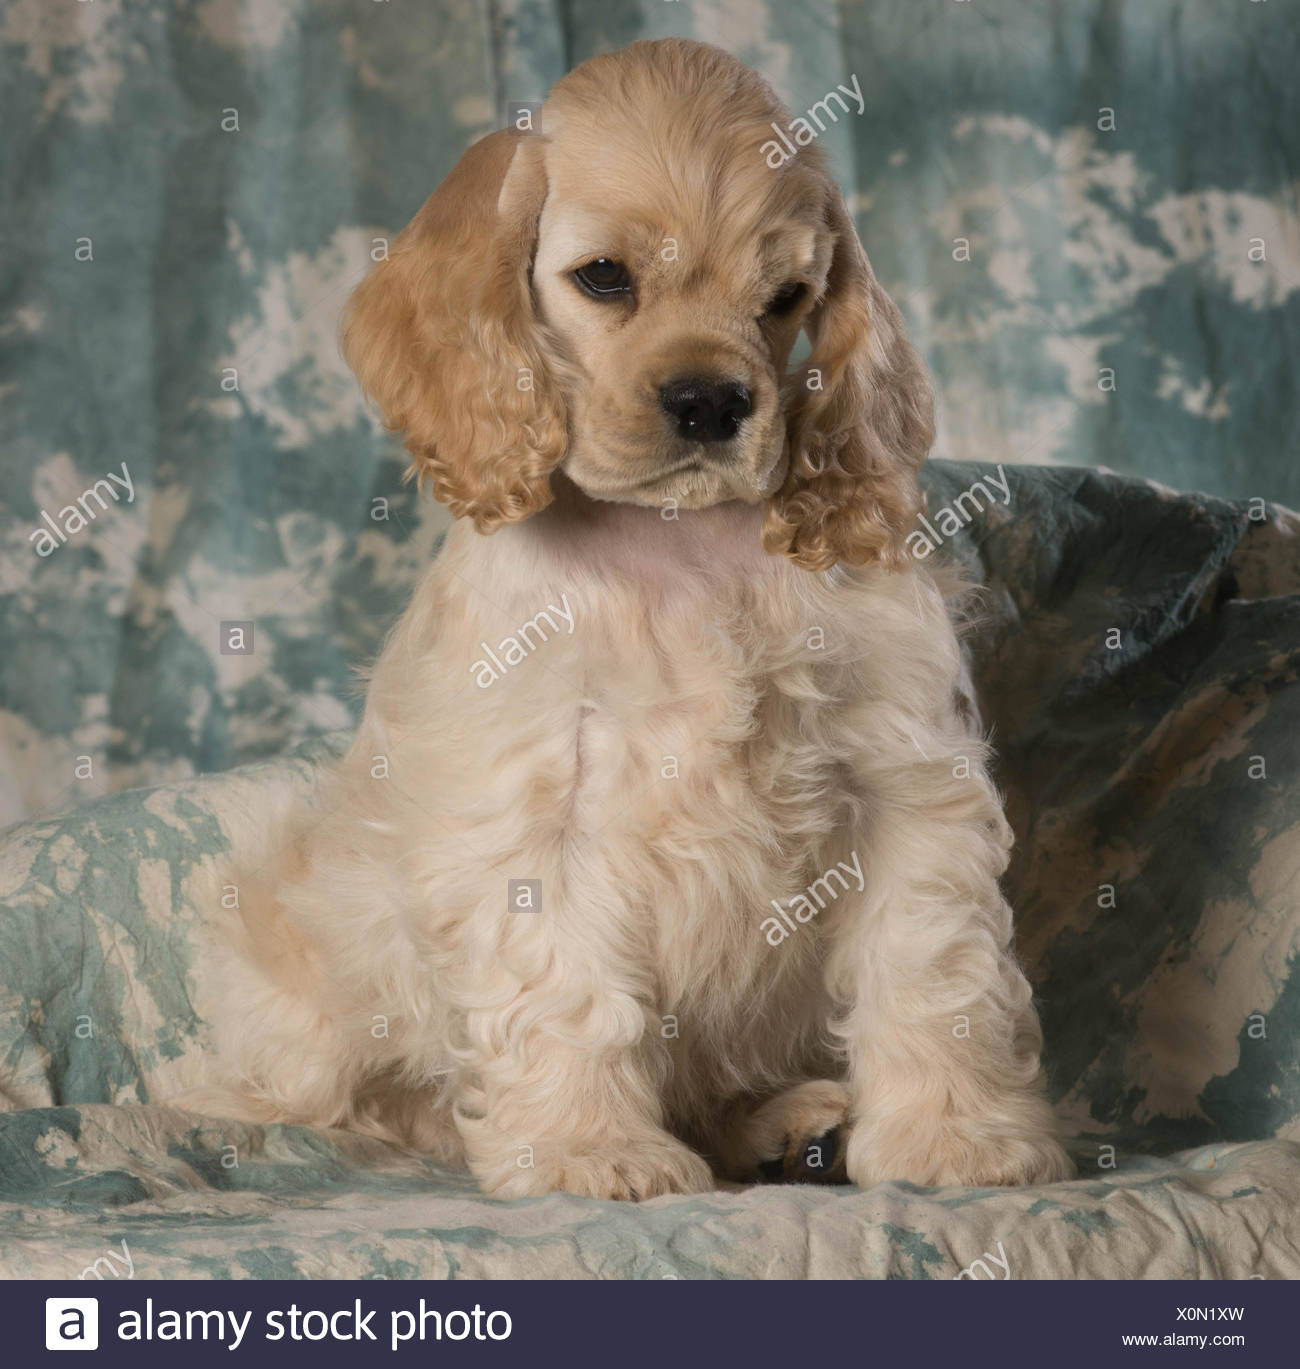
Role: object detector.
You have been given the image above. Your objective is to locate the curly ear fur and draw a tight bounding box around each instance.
[763,187,934,573]
[342,130,566,531]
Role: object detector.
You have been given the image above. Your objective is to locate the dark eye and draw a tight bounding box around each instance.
[573,258,632,298]
[764,281,807,318]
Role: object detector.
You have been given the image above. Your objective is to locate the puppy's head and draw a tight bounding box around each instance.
[344,39,933,571]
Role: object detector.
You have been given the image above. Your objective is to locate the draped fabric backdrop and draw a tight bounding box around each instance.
[2,0,1297,824]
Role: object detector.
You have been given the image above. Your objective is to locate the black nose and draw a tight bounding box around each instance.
[658,377,752,443]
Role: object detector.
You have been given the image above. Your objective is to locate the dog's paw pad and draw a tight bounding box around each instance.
[732,1079,852,1186]
[791,1127,846,1185]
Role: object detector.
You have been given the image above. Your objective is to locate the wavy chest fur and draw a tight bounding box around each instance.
[341,502,932,1114]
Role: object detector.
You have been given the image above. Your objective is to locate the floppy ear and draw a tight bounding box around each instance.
[342,130,566,531]
[763,187,934,572]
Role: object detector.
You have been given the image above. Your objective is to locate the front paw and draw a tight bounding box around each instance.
[481,1131,714,1201]
[846,1108,1075,1189]
[722,1080,852,1185]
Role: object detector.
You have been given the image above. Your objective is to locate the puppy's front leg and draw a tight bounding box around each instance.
[827,732,1074,1189]
[450,945,712,1201]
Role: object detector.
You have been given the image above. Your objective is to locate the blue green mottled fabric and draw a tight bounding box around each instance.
[2,462,1298,1278]
[3,0,1298,821]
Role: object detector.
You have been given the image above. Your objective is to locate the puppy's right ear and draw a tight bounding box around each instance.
[342,131,566,531]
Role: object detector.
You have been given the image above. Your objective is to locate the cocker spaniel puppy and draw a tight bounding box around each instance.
[191,38,1073,1198]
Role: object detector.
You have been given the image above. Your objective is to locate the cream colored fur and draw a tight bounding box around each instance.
[185,39,1073,1199]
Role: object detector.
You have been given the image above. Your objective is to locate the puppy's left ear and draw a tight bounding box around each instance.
[763,187,934,572]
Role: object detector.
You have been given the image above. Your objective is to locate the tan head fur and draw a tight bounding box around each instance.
[343,38,934,568]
